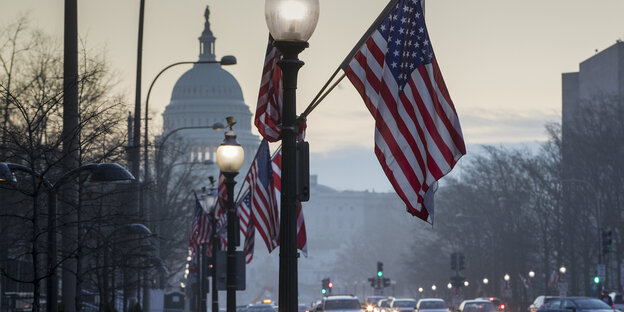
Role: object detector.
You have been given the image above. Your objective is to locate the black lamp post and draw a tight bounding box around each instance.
[197,185,218,312]
[215,117,245,312]
[264,1,319,311]
[0,162,135,312]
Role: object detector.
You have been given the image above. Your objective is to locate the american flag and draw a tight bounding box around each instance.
[247,139,280,252]
[211,173,228,252]
[239,193,255,263]
[188,193,211,255]
[272,150,308,256]
[255,34,283,142]
[255,35,307,142]
[341,0,466,222]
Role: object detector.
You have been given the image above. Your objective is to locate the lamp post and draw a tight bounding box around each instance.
[198,185,218,312]
[528,271,535,278]
[0,162,134,312]
[264,1,319,311]
[216,117,245,312]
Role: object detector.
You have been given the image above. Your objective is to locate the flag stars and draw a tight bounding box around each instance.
[424,39,429,46]
[395,38,402,45]
[393,50,400,57]
[390,26,395,32]
[399,28,405,34]
[401,17,407,24]
[403,5,410,12]
[419,27,424,33]
[391,62,398,68]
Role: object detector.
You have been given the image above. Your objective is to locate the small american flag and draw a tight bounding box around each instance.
[212,173,228,251]
[239,193,255,263]
[255,34,283,142]
[342,0,466,222]
[188,193,211,255]
[272,150,308,256]
[247,139,280,252]
[255,35,307,142]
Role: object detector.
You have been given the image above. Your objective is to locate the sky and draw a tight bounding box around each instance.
[1,0,624,191]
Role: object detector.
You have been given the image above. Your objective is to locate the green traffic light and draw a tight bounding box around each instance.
[378,271,383,277]
[322,289,327,294]
[594,276,600,284]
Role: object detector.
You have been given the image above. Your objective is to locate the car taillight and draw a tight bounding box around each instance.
[499,305,505,310]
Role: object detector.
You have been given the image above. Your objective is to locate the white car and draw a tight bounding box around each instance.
[417,298,450,312]
[321,295,364,312]
[391,298,418,312]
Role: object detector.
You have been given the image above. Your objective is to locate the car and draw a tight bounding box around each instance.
[476,297,507,312]
[247,303,277,312]
[417,298,450,312]
[299,303,311,312]
[390,298,418,312]
[457,300,497,312]
[537,297,617,312]
[366,296,388,309]
[375,299,393,312]
[321,295,363,311]
[529,296,559,312]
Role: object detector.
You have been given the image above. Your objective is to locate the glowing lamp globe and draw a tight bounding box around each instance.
[265,0,319,42]
[216,131,244,173]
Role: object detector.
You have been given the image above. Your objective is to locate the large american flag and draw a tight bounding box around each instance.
[188,193,211,255]
[342,0,465,222]
[247,139,280,252]
[272,151,308,256]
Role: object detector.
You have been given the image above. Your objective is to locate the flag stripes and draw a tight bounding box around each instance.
[342,0,465,222]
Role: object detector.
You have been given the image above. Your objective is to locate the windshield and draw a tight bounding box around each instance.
[380,300,391,308]
[421,301,447,309]
[325,299,361,310]
[394,300,417,308]
[573,298,612,309]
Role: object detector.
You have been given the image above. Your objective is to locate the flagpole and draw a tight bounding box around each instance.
[299,0,400,120]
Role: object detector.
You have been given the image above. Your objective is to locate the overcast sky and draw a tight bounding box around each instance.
[2,0,624,190]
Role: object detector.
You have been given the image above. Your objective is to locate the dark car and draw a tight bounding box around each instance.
[529,296,558,312]
[476,297,507,312]
[537,297,617,312]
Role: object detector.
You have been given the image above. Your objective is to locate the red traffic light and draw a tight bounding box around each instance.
[328,282,333,288]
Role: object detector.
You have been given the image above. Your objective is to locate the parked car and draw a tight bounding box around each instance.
[390,298,417,312]
[457,300,497,312]
[529,296,558,312]
[537,297,617,312]
[321,295,363,312]
[417,298,450,312]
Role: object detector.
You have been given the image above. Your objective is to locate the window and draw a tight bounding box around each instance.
[324,299,361,310]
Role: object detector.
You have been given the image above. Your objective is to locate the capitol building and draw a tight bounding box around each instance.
[162,6,426,308]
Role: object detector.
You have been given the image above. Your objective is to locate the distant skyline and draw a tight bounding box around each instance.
[1,0,623,191]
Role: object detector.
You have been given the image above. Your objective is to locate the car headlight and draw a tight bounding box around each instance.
[367,306,374,311]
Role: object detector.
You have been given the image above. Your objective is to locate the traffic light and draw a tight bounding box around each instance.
[602,229,613,255]
[377,262,384,277]
[368,277,376,288]
[451,252,458,271]
[322,278,329,295]
[458,253,465,271]
[328,282,333,290]
[594,276,600,284]
[383,278,391,287]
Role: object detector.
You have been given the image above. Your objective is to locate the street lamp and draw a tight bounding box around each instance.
[504,274,510,282]
[559,266,566,274]
[431,285,437,291]
[529,271,535,278]
[483,278,489,285]
[464,281,469,287]
[215,117,244,312]
[418,287,423,293]
[447,283,452,289]
[264,1,319,311]
[197,183,218,312]
[0,162,134,312]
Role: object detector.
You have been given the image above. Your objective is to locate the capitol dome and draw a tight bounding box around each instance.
[162,6,258,177]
